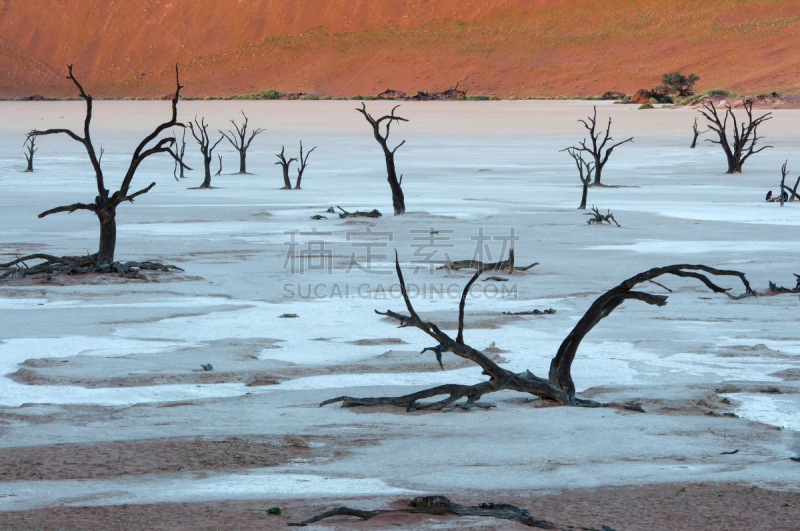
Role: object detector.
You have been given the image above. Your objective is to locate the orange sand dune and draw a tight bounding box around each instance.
[1,0,799,98]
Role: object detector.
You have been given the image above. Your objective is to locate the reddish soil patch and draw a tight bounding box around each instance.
[2,0,799,98]
[0,484,797,530]
[0,435,319,482]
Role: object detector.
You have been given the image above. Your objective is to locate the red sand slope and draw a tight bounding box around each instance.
[1,0,799,98]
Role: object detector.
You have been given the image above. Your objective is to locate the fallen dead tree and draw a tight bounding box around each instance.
[0,253,182,281]
[288,495,559,528]
[585,206,620,226]
[321,256,753,410]
[337,206,382,218]
[440,249,538,273]
[768,274,800,294]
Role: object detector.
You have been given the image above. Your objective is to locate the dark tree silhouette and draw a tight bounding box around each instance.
[661,71,699,97]
[27,64,188,264]
[173,130,188,180]
[779,161,800,204]
[23,136,37,172]
[220,111,264,174]
[215,154,222,176]
[275,146,297,189]
[356,103,408,215]
[562,146,594,209]
[575,107,633,186]
[188,117,223,188]
[322,256,753,410]
[690,117,707,148]
[698,100,772,174]
[294,141,317,189]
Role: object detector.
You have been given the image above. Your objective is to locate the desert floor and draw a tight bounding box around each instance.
[0,100,798,530]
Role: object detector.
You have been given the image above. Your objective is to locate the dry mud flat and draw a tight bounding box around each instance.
[0,101,799,529]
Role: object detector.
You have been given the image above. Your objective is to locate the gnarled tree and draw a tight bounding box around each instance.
[562,146,594,209]
[188,117,223,188]
[220,111,264,174]
[322,257,752,410]
[23,136,37,172]
[698,100,772,174]
[575,107,632,186]
[275,146,297,189]
[294,141,317,189]
[690,117,707,148]
[27,64,188,264]
[356,103,408,215]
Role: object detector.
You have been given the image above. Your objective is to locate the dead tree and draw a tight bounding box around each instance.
[188,117,223,188]
[219,111,264,174]
[289,495,558,529]
[698,99,772,174]
[337,206,382,218]
[275,146,297,189]
[585,205,620,226]
[690,117,707,148]
[173,130,188,180]
[575,106,632,186]
[26,64,188,264]
[356,103,408,215]
[215,154,222,176]
[441,249,538,273]
[321,256,753,410]
[779,161,800,203]
[23,136,37,172]
[294,141,317,189]
[562,146,594,209]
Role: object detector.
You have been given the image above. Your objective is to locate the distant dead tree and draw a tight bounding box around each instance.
[173,130,188,180]
[356,103,408,215]
[575,107,633,186]
[294,141,317,189]
[779,161,800,205]
[26,64,188,264]
[321,256,753,410]
[585,205,620,226]
[698,100,772,174]
[220,111,264,174]
[562,146,594,209]
[215,154,222,176]
[690,117,707,148]
[275,146,297,189]
[188,117,223,188]
[23,136,37,172]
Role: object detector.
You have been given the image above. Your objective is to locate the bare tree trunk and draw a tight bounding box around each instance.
[275,146,297,189]
[580,180,589,209]
[386,153,405,215]
[97,213,117,263]
[189,117,222,189]
[238,151,246,174]
[356,103,408,215]
[201,159,212,188]
[23,137,36,172]
[294,141,316,189]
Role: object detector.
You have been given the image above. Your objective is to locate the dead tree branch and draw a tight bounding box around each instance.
[768,274,800,294]
[575,106,633,186]
[778,161,800,202]
[288,495,558,528]
[356,103,409,215]
[585,205,620,226]
[441,248,538,273]
[337,206,382,218]
[698,99,772,173]
[219,111,264,174]
[321,256,752,410]
[215,154,222,176]
[1,253,182,281]
[172,130,189,180]
[294,141,317,189]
